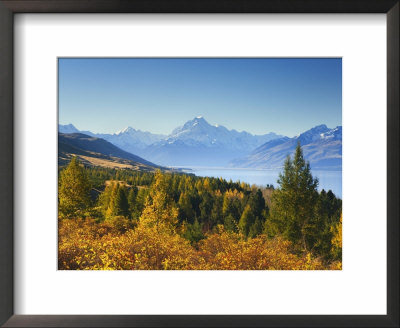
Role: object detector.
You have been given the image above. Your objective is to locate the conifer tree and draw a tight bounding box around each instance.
[112,186,129,218]
[178,192,195,223]
[98,182,114,218]
[210,196,223,226]
[59,157,91,218]
[331,214,342,260]
[222,193,232,217]
[247,189,266,218]
[128,186,138,214]
[271,142,319,251]
[132,188,148,219]
[183,218,204,243]
[224,214,238,233]
[140,170,179,231]
[199,191,213,229]
[248,217,263,238]
[238,204,255,237]
[105,183,120,218]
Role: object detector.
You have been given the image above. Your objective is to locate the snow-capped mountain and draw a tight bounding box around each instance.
[142,117,283,166]
[59,118,283,167]
[59,120,340,169]
[167,116,279,151]
[229,125,342,170]
[96,127,166,156]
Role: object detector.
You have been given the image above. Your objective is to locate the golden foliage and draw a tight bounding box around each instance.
[59,220,334,270]
[330,214,342,261]
[139,170,179,229]
[331,214,342,250]
[224,189,244,200]
[196,226,325,270]
[58,218,197,270]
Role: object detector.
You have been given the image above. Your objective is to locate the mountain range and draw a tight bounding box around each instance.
[141,117,282,166]
[59,118,342,170]
[229,125,342,170]
[59,124,166,156]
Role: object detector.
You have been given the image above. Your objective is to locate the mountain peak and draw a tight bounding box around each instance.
[180,116,210,129]
[59,123,79,134]
[296,124,334,144]
[313,124,328,130]
[192,116,208,124]
[116,126,137,135]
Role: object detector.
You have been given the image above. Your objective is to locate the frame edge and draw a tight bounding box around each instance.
[0,0,14,327]
[1,0,399,327]
[387,2,400,326]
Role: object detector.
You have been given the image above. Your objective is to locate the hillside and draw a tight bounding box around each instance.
[58,133,162,171]
[59,124,166,156]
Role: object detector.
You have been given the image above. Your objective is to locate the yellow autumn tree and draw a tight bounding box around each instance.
[59,157,91,218]
[331,213,342,260]
[139,170,179,231]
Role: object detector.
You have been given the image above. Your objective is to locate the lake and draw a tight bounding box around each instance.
[183,167,342,198]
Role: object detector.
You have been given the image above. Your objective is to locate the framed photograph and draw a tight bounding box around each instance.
[0,0,398,327]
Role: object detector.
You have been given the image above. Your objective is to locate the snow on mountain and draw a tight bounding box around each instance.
[98,127,166,156]
[59,119,340,169]
[164,116,280,151]
[229,125,342,170]
[142,117,283,166]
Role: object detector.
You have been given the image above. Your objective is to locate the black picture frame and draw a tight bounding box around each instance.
[0,1,398,327]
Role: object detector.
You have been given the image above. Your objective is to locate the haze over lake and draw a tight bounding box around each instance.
[184,167,342,198]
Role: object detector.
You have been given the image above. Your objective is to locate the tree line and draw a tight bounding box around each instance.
[58,143,342,269]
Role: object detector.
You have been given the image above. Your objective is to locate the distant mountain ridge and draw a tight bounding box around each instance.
[58,132,161,171]
[59,119,341,170]
[59,118,284,167]
[59,124,166,156]
[229,125,342,170]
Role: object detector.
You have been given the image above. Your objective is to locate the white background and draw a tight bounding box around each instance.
[14,14,387,315]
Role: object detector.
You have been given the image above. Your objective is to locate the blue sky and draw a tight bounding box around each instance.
[58,58,341,137]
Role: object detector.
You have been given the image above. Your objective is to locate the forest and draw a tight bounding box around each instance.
[58,143,342,270]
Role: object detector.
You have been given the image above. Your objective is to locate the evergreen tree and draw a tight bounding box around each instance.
[105,182,120,218]
[238,204,255,237]
[330,214,342,260]
[132,188,148,220]
[98,182,114,219]
[178,192,195,223]
[270,142,319,251]
[248,217,263,238]
[247,189,266,218]
[199,191,213,229]
[224,214,238,233]
[183,218,204,243]
[59,157,91,218]
[222,193,232,217]
[140,170,179,230]
[311,189,342,258]
[112,186,130,218]
[127,186,138,214]
[210,196,223,226]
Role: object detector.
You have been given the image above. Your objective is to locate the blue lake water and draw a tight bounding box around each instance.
[184,167,342,198]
